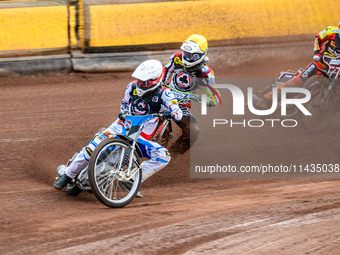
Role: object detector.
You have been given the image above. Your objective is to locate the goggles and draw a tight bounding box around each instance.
[183,51,204,62]
[137,78,159,88]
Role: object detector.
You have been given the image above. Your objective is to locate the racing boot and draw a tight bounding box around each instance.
[54,174,72,190]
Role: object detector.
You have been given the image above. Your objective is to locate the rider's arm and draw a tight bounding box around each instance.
[314,26,339,60]
[161,53,176,85]
[161,87,183,121]
[198,67,221,107]
[120,82,134,113]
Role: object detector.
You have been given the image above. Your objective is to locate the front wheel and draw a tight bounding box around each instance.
[88,138,142,208]
[299,75,336,132]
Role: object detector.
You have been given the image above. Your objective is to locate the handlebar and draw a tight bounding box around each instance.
[165,85,201,103]
[118,112,174,121]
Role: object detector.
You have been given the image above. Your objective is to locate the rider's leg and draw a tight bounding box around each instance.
[178,115,200,142]
[54,137,103,190]
[137,138,171,183]
[64,148,91,178]
[65,130,114,178]
[54,121,121,190]
[170,107,200,154]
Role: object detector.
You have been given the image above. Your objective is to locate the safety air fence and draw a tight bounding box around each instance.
[0,0,338,77]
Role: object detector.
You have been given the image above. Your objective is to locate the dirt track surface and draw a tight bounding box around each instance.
[1,42,340,254]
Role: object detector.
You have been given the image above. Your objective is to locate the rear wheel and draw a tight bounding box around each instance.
[88,138,142,208]
[299,75,336,131]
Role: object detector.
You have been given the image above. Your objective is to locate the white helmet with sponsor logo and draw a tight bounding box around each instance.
[180,34,208,69]
[132,59,163,98]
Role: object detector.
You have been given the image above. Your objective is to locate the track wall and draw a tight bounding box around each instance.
[0,0,338,76]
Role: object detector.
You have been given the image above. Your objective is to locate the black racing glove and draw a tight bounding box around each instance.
[118,112,126,121]
[162,111,173,119]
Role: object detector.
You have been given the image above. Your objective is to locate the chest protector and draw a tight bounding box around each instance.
[129,83,164,115]
[171,69,199,93]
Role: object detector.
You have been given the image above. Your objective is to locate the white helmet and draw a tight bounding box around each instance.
[132,59,163,97]
[180,34,208,69]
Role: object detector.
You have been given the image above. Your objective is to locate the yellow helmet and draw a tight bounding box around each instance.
[180,34,208,68]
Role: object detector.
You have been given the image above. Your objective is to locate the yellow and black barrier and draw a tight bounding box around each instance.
[0,0,338,76]
[0,1,70,57]
[82,0,339,52]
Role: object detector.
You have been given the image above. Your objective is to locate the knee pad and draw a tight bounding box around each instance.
[83,131,113,160]
[300,63,318,81]
[81,147,92,161]
[155,147,171,164]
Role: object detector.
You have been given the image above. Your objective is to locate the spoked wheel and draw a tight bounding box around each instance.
[299,75,336,132]
[88,138,142,208]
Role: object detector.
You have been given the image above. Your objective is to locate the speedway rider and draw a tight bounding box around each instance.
[54,60,183,196]
[257,21,340,108]
[162,34,221,154]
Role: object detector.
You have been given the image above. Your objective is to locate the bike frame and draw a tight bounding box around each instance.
[118,114,162,178]
[322,54,340,80]
[316,55,340,96]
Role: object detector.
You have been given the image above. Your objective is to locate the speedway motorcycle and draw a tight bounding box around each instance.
[298,54,340,131]
[56,89,204,208]
[57,112,174,208]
